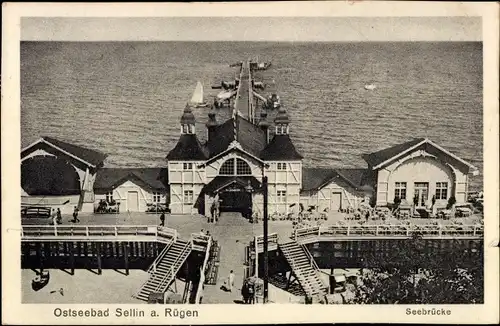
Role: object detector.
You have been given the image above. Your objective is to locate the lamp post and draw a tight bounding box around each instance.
[245,176,269,303]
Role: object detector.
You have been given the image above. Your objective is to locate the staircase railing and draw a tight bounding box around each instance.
[147,236,176,274]
[151,240,193,294]
[279,244,318,295]
[194,236,212,304]
[301,244,321,272]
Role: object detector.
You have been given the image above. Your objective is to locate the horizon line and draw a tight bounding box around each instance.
[20,40,483,43]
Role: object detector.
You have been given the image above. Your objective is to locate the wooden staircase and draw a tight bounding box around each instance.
[134,238,192,302]
[278,240,327,300]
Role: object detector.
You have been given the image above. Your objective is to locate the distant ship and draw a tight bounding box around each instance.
[190,81,209,108]
[364,84,377,91]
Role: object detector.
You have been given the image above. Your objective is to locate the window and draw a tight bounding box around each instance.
[394,182,407,200]
[153,192,161,203]
[184,190,194,204]
[277,190,287,203]
[219,159,235,175]
[106,191,113,203]
[435,182,448,200]
[182,124,194,134]
[236,158,252,175]
[183,162,193,170]
[277,163,287,170]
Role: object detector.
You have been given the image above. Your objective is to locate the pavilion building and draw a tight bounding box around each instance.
[21,107,479,216]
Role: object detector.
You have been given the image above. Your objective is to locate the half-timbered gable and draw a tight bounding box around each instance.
[21,136,107,213]
[363,138,478,207]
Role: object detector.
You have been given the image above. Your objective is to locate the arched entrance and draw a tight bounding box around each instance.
[21,156,81,195]
[218,183,252,216]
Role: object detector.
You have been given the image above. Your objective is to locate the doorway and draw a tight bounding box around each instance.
[127,191,139,211]
[414,182,429,207]
[219,190,252,215]
[331,192,342,212]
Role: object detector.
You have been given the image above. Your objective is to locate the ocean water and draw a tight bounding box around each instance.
[21,41,483,189]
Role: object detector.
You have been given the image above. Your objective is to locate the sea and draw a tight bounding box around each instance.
[20,41,483,190]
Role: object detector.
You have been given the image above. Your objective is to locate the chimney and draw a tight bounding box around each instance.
[258,110,270,144]
[206,109,218,142]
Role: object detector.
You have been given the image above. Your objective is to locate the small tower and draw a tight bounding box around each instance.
[180,104,196,134]
[258,110,270,144]
[206,109,218,142]
[274,106,290,135]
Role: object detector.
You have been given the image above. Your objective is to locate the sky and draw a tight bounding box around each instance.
[21,16,482,42]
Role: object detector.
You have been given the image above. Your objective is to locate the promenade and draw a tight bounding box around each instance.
[21,211,482,304]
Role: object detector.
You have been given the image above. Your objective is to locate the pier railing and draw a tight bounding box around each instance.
[195,235,212,304]
[292,223,484,241]
[21,224,178,242]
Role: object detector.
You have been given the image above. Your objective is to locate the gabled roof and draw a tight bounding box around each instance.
[94,168,168,191]
[236,116,268,157]
[301,168,337,191]
[204,116,268,158]
[166,134,208,161]
[205,118,236,157]
[260,134,303,160]
[202,175,261,194]
[362,138,426,168]
[362,138,478,173]
[301,167,370,192]
[21,136,108,168]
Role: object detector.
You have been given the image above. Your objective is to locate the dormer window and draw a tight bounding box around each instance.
[275,124,288,135]
[182,124,195,134]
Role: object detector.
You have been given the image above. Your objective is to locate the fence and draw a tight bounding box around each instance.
[293,224,484,241]
[21,225,178,242]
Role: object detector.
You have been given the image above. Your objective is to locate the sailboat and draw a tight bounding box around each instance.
[190,81,209,108]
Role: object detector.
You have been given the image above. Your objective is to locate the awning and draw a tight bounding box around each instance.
[202,176,261,194]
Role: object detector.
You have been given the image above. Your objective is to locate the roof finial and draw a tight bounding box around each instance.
[258,110,270,129]
[206,109,217,128]
[274,106,290,125]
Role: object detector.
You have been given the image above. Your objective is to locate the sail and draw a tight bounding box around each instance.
[190,81,204,104]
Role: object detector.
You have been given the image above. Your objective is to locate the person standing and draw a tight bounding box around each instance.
[72,206,80,223]
[56,208,62,224]
[50,209,57,225]
[228,270,235,292]
[159,212,165,227]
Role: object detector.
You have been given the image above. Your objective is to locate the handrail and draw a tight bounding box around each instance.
[147,235,176,274]
[21,224,178,241]
[280,243,320,295]
[195,236,212,304]
[292,223,484,239]
[152,240,192,293]
[301,243,321,273]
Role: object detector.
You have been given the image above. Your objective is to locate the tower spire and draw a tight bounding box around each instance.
[274,106,290,135]
[180,104,196,134]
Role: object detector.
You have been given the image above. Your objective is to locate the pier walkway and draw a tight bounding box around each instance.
[234,60,255,123]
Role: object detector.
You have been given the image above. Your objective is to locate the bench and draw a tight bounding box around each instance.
[21,206,51,218]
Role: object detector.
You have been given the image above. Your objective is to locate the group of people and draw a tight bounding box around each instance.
[48,206,80,225]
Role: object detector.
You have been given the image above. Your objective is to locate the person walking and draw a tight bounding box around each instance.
[72,206,80,223]
[228,270,235,292]
[159,212,165,227]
